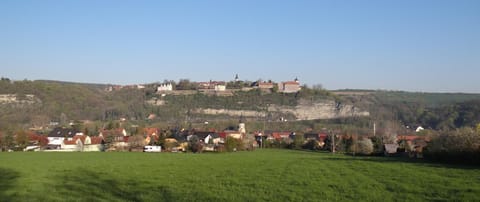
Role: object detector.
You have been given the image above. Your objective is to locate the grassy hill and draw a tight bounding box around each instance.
[1,150,479,201]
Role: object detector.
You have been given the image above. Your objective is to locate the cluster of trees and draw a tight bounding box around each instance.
[262,134,383,156]
[185,134,255,153]
[424,126,480,164]
[369,92,480,131]
[0,129,48,151]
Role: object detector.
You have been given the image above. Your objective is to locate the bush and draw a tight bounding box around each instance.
[350,138,374,155]
[424,127,480,164]
[188,136,203,153]
[302,139,321,151]
[225,137,244,152]
[291,135,305,150]
[370,136,384,154]
[164,141,178,152]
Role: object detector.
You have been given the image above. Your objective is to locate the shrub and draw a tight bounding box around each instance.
[302,139,321,151]
[350,138,374,155]
[424,127,480,164]
[225,137,244,152]
[291,135,305,150]
[370,136,384,154]
[188,136,203,153]
[164,141,178,152]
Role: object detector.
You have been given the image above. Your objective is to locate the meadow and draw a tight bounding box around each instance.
[1,149,479,202]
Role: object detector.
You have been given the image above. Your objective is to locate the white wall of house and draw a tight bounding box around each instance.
[48,137,64,146]
[83,144,102,152]
[215,85,226,91]
[157,83,173,91]
[228,133,243,139]
[84,136,91,145]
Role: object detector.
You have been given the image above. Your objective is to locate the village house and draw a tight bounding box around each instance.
[278,78,301,93]
[397,135,430,158]
[144,127,160,145]
[188,131,222,144]
[254,81,276,93]
[214,83,226,91]
[99,128,129,151]
[157,83,173,92]
[258,81,275,89]
[219,130,244,140]
[47,127,81,150]
[63,134,104,152]
[304,132,328,147]
[198,81,227,91]
[267,131,293,141]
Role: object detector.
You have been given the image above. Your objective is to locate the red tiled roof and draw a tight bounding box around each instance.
[258,82,275,88]
[64,135,87,145]
[90,136,104,144]
[218,131,242,138]
[282,81,300,85]
[272,132,291,137]
[398,135,430,142]
[144,128,159,136]
[64,135,104,145]
[319,134,328,141]
[64,140,77,145]
[272,133,281,140]
[100,128,125,137]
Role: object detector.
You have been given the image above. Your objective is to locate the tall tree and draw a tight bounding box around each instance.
[15,130,29,150]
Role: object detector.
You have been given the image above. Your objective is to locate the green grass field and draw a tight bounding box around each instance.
[1,150,479,202]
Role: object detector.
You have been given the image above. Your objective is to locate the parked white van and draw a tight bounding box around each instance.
[143,146,161,152]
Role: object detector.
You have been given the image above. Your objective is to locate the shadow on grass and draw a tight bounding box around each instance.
[324,155,480,170]
[50,168,219,202]
[51,169,171,202]
[0,167,20,202]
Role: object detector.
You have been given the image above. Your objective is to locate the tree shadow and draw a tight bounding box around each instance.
[0,167,20,202]
[50,169,174,202]
[49,168,220,202]
[324,155,480,170]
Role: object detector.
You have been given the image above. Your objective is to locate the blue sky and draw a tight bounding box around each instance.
[1,0,479,92]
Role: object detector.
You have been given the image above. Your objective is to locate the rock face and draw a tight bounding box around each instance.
[196,100,369,120]
[195,108,264,117]
[0,94,39,105]
[269,100,369,120]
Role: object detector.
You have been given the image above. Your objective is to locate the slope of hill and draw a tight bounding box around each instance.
[1,79,480,131]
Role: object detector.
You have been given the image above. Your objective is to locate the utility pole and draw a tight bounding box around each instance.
[331,130,335,154]
[262,104,268,149]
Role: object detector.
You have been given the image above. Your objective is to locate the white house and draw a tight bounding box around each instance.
[157,83,173,92]
[47,128,81,149]
[214,84,226,91]
[63,135,104,152]
[416,126,425,133]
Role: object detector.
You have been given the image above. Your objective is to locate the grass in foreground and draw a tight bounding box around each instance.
[0,149,479,202]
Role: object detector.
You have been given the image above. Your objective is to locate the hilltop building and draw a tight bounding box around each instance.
[157,83,173,92]
[278,78,301,93]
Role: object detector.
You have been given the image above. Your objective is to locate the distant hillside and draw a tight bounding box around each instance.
[337,90,480,130]
[1,79,480,131]
[0,80,147,128]
[35,80,110,90]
